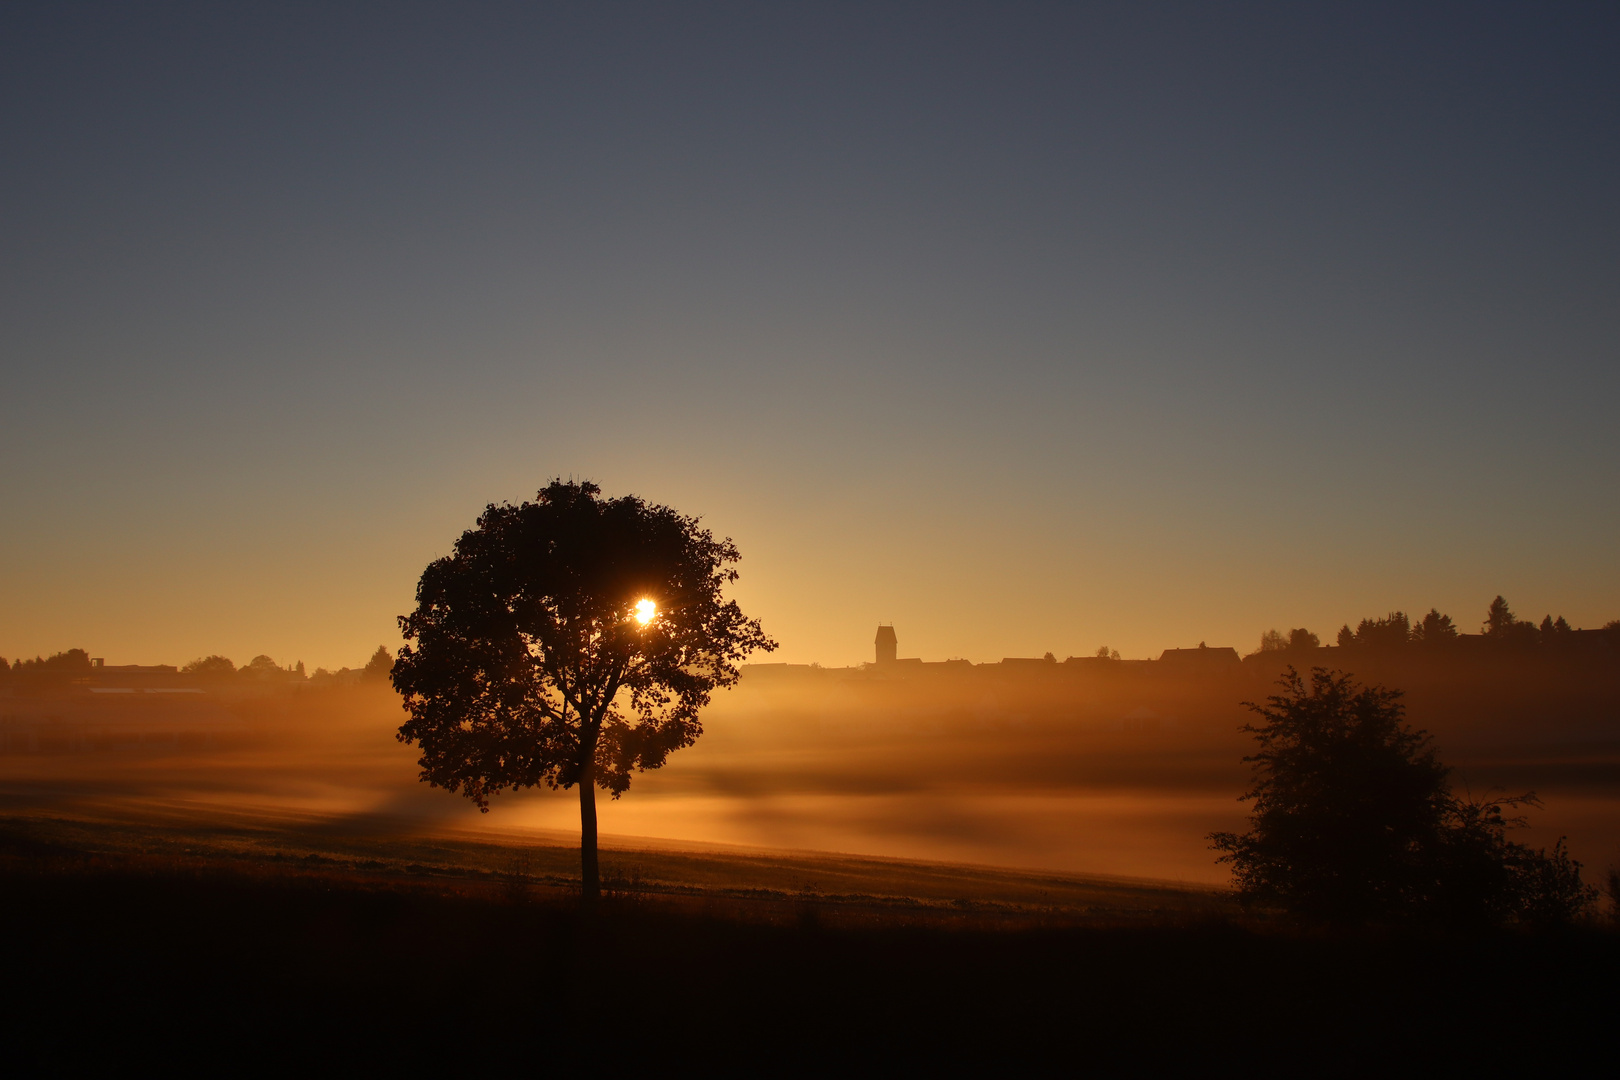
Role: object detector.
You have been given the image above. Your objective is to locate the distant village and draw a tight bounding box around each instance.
[0,647,393,753]
[3,596,1615,751]
[746,597,1620,681]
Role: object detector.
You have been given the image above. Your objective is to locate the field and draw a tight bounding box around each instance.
[8,659,1620,886]
[5,665,1618,1071]
[3,802,1615,1074]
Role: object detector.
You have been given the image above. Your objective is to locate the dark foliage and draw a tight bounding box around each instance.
[1328,598,1597,651]
[180,654,236,678]
[13,648,93,674]
[1353,611,1412,649]
[7,648,93,687]
[1256,628,1319,654]
[1410,607,1458,644]
[361,645,393,681]
[1210,668,1595,927]
[3,648,94,694]
[392,480,774,894]
[1484,594,1519,639]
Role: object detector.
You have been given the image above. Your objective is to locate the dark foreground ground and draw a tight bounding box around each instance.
[2,813,1615,1075]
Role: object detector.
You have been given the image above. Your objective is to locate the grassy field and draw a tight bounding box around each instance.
[2,805,1615,1074]
[0,800,1234,926]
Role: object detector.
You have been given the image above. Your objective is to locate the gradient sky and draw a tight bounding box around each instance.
[3,2,1617,670]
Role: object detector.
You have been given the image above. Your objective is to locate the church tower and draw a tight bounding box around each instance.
[874,624,897,665]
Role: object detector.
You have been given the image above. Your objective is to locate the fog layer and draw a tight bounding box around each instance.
[4,647,1617,884]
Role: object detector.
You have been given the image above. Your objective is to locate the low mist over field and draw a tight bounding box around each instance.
[7,615,1618,885]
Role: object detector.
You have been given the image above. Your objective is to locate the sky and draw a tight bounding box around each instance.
[2,2,1618,670]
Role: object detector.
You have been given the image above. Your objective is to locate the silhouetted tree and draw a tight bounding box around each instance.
[1537,614,1574,649]
[12,649,93,689]
[182,655,236,679]
[1351,611,1410,648]
[228,655,305,683]
[1410,608,1458,644]
[15,649,93,675]
[1482,596,1541,647]
[1210,668,1594,927]
[392,480,775,900]
[240,655,284,680]
[1510,837,1597,927]
[362,646,393,681]
[1257,628,1318,655]
[1484,595,1515,638]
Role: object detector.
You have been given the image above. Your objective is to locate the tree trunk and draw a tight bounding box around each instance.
[578,755,600,903]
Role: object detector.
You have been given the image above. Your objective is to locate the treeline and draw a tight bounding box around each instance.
[1254,595,1620,657]
[0,646,395,690]
[0,647,106,690]
[178,647,393,686]
[0,647,98,679]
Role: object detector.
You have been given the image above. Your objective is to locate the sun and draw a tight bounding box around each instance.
[633,598,657,625]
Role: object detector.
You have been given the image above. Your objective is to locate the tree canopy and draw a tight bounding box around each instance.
[362,645,393,681]
[181,654,237,678]
[1210,667,1593,927]
[5,649,93,689]
[391,480,775,897]
[1256,628,1319,654]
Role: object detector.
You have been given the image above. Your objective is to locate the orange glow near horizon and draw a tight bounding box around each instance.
[0,7,1616,679]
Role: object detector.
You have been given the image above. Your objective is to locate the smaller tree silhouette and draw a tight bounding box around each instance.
[1210,667,1594,927]
[1350,611,1410,648]
[182,655,236,678]
[1482,595,1541,646]
[362,646,393,681]
[1410,608,1458,644]
[1256,628,1318,654]
[1484,595,1516,638]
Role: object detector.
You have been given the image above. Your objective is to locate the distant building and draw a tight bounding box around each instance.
[90,662,183,689]
[999,656,1058,670]
[875,624,898,665]
[1158,644,1241,667]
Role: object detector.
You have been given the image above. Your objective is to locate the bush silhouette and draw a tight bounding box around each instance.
[1210,667,1594,927]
